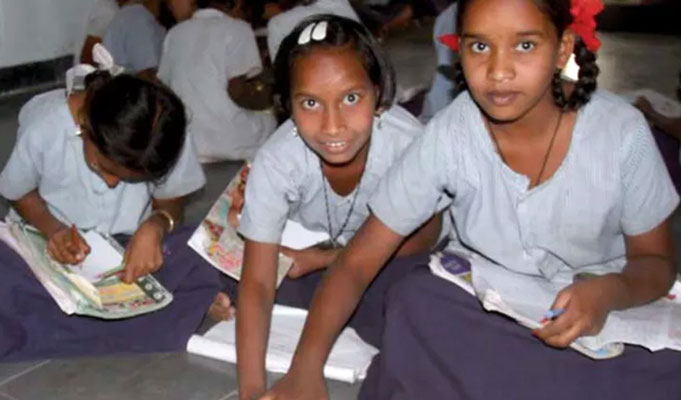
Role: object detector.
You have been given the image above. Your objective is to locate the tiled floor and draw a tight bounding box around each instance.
[0,22,680,399]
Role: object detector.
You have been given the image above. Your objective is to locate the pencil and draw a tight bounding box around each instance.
[540,308,566,324]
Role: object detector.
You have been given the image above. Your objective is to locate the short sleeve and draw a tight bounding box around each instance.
[156,35,172,83]
[238,149,295,244]
[152,135,206,199]
[620,113,679,235]
[125,16,165,71]
[0,123,44,200]
[85,0,118,37]
[369,117,452,236]
[226,24,262,79]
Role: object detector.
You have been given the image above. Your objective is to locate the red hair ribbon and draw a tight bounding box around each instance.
[569,0,604,52]
[437,0,604,53]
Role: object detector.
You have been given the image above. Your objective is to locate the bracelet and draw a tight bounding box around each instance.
[151,209,175,233]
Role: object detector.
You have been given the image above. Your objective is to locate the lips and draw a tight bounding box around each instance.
[321,139,350,153]
[486,90,520,107]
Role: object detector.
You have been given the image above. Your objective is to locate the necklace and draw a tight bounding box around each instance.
[319,143,370,248]
[487,110,564,188]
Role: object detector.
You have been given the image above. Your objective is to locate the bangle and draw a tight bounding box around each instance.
[151,209,175,233]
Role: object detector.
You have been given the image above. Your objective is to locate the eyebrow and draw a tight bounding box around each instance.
[461,30,546,40]
[292,85,370,98]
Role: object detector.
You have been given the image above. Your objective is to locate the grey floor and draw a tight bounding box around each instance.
[0,23,679,400]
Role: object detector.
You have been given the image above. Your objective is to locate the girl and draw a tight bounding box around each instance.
[266,0,360,60]
[103,0,166,78]
[230,15,443,400]
[261,0,681,399]
[158,0,277,163]
[0,72,218,361]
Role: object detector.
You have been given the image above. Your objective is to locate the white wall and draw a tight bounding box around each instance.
[0,0,94,68]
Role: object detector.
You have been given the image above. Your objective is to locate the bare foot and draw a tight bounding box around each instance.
[208,292,236,321]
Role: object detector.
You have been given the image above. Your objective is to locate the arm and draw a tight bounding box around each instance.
[262,216,405,399]
[536,218,676,347]
[635,97,681,140]
[79,35,103,65]
[228,73,274,111]
[121,196,184,283]
[395,212,443,257]
[237,240,280,400]
[11,189,90,264]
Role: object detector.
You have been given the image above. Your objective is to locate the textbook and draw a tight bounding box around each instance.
[430,251,681,359]
[0,221,173,319]
[187,305,378,384]
[188,164,330,287]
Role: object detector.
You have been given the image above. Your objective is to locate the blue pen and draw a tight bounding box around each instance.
[542,308,566,323]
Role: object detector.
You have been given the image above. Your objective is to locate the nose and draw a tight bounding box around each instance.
[487,49,515,83]
[321,106,345,137]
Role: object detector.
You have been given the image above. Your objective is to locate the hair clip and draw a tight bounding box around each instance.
[297,21,329,45]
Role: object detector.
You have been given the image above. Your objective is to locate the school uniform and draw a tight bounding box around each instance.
[158,8,276,162]
[266,0,360,61]
[102,4,166,72]
[0,89,218,361]
[359,90,681,399]
[73,0,119,64]
[223,106,439,346]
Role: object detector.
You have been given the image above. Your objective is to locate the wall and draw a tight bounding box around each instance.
[0,0,93,68]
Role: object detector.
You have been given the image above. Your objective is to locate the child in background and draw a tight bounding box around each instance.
[103,0,166,78]
[260,1,681,399]
[158,0,276,163]
[266,0,360,60]
[229,15,443,400]
[74,0,126,65]
[0,71,218,361]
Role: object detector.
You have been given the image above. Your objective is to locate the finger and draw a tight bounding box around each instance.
[123,262,137,284]
[279,246,295,258]
[542,319,585,348]
[534,309,576,342]
[287,264,302,279]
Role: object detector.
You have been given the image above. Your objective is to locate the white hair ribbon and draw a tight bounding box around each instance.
[65,44,124,95]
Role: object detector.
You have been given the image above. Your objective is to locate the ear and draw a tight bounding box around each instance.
[556,30,575,70]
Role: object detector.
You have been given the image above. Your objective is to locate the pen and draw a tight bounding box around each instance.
[540,308,565,324]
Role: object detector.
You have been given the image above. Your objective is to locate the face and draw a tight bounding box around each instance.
[165,0,195,22]
[460,0,573,122]
[290,46,377,167]
[83,134,146,188]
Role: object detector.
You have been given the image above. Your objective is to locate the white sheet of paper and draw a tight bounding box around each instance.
[187,305,378,383]
[280,220,330,250]
[73,230,123,282]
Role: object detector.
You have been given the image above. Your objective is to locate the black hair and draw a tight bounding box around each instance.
[196,0,235,9]
[81,72,187,183]
[453,0,599,110]
[273,14,396,114]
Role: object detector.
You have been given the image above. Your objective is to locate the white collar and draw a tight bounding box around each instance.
[192,8,226,19]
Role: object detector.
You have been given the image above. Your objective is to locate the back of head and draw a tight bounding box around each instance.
[82,72,187,183]
[454,0,600,110]
[195,0,235,9]
[274,14,396,114]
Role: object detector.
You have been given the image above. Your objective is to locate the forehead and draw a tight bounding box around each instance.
[462,0,556,37]
[290,46,372,93]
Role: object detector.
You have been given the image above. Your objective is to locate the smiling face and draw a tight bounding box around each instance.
[290,45,377,168]
[459,0,573,123]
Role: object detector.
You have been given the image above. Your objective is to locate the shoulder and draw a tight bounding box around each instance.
[427,91,481,141]
[17,90,72,148]
[374,105,424,150]
[254,119,311,169]
[576,89,650,146]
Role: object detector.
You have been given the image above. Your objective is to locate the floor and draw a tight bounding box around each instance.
[0,22,679,400]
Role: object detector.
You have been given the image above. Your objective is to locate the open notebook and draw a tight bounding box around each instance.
[429,251,681,360]
[187,305,378,384]
[0,221,172,319]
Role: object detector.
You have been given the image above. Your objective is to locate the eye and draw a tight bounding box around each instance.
[515,41,536,52]
[470,41,489,54]
[301,98,319,110]
[343,93,360,105]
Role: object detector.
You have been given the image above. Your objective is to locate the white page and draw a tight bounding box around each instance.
[187,305,378,383]
[70,230,123,282]
[280,220,330,250]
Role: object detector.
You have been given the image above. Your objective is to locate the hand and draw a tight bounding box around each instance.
[533,274,625,348]
[121,219,164,283]
[280,246,338,279]
[258,371,327,400]
[47,226,91,265]
[635,96,664,126]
